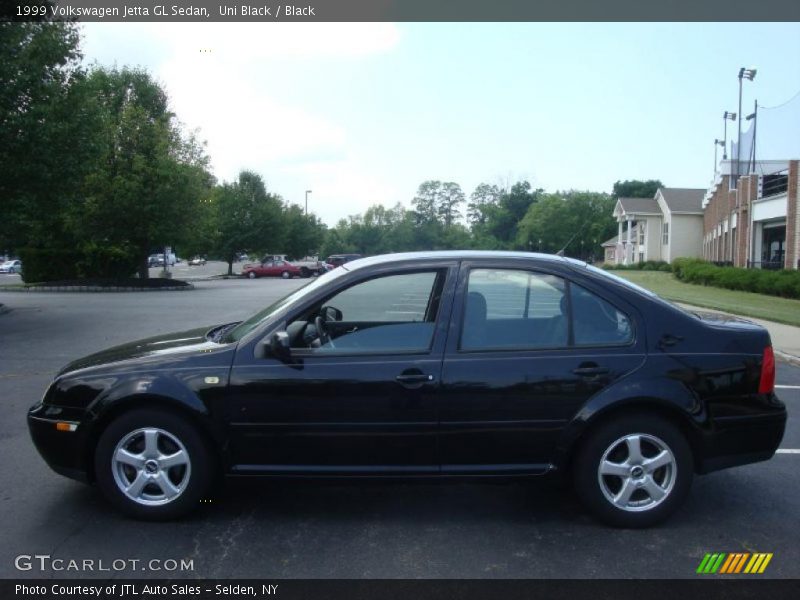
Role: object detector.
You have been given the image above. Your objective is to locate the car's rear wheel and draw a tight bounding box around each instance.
[572,414,692,528]
[281,271,290,279]
[94,408,214,520]
[247,271,257,279]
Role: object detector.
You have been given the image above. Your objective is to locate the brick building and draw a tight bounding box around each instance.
[702,159,799,269]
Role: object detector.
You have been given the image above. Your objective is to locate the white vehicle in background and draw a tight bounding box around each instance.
[0,259,22,274]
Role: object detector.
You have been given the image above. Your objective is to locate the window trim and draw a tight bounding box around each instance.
[456,266,635,354]
[285,268,448,358]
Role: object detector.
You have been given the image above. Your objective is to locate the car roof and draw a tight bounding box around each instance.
[340,250,585,271]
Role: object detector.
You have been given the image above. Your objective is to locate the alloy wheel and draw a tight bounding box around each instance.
[111,427,191,506]
[597,433,676,512]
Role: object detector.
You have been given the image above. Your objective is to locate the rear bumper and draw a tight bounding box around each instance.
[696,410,787,474]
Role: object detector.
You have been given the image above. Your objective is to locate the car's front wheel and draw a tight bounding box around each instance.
[247,271,257,279]
[572,414,692,528]
[281,271,290,279]
[94,408,215,520]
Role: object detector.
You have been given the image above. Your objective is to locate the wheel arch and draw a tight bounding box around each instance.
[554,397,705,476]
[83,393,224,483]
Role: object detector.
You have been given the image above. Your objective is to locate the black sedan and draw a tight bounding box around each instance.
[28,252,786,526]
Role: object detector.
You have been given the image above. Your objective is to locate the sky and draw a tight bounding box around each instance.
[80,22,800,226]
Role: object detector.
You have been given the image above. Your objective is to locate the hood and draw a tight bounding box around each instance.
[58,325,228,376]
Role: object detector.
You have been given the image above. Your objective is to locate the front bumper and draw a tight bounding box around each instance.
[28,403,91,483]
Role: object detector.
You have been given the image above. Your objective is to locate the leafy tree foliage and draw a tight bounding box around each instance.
[282,204,327,260]
[75,67,213,278]
[210,171,285,275]
[612,179,664,198]
[516,191,616,260]
[0,21,90,251]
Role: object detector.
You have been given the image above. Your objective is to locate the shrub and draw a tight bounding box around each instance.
[18,248,81,283]
[76,242,138,279]
[671,258,800,299]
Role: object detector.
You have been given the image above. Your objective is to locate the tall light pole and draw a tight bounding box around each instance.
[304,189,312,215]
[735,67,757,187]
[745,102,757,175]
[722,111,736,160]
[714,139,725,176]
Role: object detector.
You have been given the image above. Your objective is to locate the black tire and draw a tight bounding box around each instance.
[572,413,693,528]
[300,267,311,278]
[247,271,257,279]
[281,271,290,279]
[94,408,215,520]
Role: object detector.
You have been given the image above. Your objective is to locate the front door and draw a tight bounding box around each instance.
[226,266,455,474]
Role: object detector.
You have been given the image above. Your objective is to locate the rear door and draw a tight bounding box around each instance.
[439,261,646,474]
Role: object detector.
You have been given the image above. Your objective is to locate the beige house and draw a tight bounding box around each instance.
[603,188,705,265]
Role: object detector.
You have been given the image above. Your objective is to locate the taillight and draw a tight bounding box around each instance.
[758,346,775,394]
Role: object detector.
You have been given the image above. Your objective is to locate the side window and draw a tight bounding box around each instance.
[462,269,568,351]
[290,270,444,354]
[570,284,632,346]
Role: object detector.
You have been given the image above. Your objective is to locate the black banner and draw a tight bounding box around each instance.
[3,0,800,22]
[4,579,800,600]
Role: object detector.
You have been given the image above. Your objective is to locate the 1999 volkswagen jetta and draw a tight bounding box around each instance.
[28,252,786,527]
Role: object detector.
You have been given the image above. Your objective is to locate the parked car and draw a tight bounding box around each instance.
[0,259,22,274]
[325,253,362,269]
[148,255,162,268]
[261,254,326,277]
[148,253,176,267]
[188,256,206,266]
[242,259,301,279]
[28,251,786,524]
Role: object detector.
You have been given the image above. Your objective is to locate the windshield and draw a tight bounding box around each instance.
[223,267,350,342]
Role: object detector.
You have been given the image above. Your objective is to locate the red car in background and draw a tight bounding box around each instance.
[242,259,301,279]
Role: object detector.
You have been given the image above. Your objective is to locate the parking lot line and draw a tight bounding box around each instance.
[776,449,800,454]
[775,385,800,389]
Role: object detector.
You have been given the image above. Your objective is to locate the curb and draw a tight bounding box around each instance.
[0,284,194,293]
[775,350,800,368]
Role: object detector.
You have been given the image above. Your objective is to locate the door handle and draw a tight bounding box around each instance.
[572,366,609,376]
[395,373,434,383]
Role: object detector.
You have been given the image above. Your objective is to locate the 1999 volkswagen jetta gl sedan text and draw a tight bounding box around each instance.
[28,252,787,527]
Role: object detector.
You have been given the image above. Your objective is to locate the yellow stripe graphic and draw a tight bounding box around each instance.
[744,554,759,573]
[757,554,773,574]
[734,553,750,573]
[748,554,766,573]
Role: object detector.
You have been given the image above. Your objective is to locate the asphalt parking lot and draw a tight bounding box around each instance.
[0,277,798,579]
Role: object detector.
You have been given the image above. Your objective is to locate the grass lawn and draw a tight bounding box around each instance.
[614,271,800,327]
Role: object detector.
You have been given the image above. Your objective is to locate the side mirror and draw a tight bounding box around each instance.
[270,331,292,362]
[322,306,343,322]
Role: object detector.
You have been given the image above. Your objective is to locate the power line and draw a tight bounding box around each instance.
[758,87,800,111]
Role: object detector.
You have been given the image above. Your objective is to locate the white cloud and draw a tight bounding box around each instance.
[80,23,403,223]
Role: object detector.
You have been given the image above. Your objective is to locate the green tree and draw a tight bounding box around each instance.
[467,183,501,226]
[411,180,441,224]
[612,179,663,198]
[0,21,92,252]
[472,180,541,248]
[75,67,212,278]
[437,182,465,229]
[283,204,326,259]
[211,171,285,275]
[517,191,615,260]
